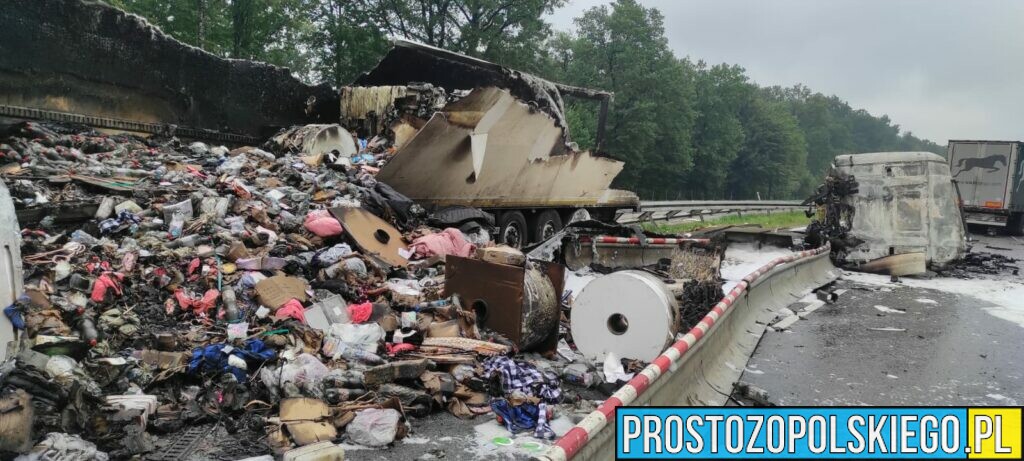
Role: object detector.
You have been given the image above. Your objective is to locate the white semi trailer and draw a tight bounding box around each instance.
[947,140,1024,234]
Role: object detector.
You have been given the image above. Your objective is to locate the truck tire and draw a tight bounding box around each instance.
[497,211,528,249]
[1008,213,1024,236]
[530,209,563,243]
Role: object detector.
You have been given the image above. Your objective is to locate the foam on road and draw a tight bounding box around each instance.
[721,243,798,292]
[843,271,1024,328]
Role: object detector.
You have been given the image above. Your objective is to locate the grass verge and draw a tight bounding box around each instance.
[642,210,810,234]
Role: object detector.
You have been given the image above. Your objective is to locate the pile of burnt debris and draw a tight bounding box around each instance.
[801,170,860,259]
[0,119,727,460]
[935,250,1019,278]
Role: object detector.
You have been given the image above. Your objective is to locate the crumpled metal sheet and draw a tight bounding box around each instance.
[376,88,625,208]
[355,40,571,141]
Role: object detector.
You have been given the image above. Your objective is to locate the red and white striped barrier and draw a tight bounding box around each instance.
[576,236,711,245]
[539,243,831,461]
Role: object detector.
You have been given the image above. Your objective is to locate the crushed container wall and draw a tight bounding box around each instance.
[375,87,625,208]
[0,0,338,138]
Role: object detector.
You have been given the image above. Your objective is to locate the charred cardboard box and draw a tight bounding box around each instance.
[330,207,409,268]
[444,256,563,353]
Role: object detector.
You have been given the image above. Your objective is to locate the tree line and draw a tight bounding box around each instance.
[109,0,944,199]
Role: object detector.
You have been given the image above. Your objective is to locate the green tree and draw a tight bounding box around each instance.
[110,0,231,53]
[304,0,388,86]
[351,0,565,72]
[685,62,752,198]
[553,0,696,199]
[728,97,807,199]
[765,84,944,183]
[111,0,312,78]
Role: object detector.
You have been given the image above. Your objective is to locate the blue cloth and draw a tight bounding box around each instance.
[482,356,561,403]
[99,211,141,235]
[4,304,24,330]
[490,398,554,440]
[188,339,275,381]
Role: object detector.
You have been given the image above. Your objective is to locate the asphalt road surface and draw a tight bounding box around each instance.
[739,232,1024,407]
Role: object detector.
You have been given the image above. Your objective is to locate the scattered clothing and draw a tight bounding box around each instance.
[348,302,373,323]
[4,302,25,330]
[188,339,276,381]
[482,356,562,403]
[303,209,343,237]
[274,298,306,323]
[90,273,123,303]
[491,398,555,440]
[172,288,220,316]
[409,228,476,259]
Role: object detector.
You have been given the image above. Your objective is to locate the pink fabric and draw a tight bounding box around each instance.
[170,288,220,317]
[90,273,123,302]
[347,302,373,323]
[303,210,343,237]
[386,343,416,355]
[192,289,220,316]
[408,228,476,259]
[274,298,306,323]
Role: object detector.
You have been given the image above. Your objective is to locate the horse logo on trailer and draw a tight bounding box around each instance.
[952,155,1007,175]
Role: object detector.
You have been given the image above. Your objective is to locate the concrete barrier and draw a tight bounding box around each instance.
[538,244,839,461]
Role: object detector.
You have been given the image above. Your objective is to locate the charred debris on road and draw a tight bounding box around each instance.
[0,61,781,461]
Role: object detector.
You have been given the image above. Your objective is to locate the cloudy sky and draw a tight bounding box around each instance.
[548,0,1022,143]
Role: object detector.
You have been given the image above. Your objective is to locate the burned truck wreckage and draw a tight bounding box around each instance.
[0,2,1012,460]
[801,152,1020,278]
[0,2,825,460]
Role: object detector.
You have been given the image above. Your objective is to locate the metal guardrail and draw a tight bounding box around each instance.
[617,200,804,224]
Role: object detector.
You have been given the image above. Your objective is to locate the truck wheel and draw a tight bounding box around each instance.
[530,210,563,242]
[497,211,528,249]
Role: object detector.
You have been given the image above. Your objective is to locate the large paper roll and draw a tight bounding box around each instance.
[570,270,679,362]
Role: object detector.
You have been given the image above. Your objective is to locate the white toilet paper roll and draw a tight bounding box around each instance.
[571,270,679,362]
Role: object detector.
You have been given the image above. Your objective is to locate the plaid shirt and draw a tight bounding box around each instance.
[482,356,562,403]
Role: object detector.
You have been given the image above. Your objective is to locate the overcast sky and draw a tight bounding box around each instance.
[548,0,1022,143]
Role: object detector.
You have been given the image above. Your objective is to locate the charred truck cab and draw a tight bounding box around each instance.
[806,152,966,275]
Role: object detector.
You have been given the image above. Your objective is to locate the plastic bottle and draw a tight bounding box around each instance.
[168,213,185,238]
[414,299,450,312]
[323,370,365,389]
[166,234,210,249]
[333,342,384,365]
[562,363,596,388]
[70,230,99,246]
[325,388,368,404]
[78,317,99,347]
[221,288,239,321]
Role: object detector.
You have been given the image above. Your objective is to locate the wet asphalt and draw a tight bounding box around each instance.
[739,232,1024,407]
